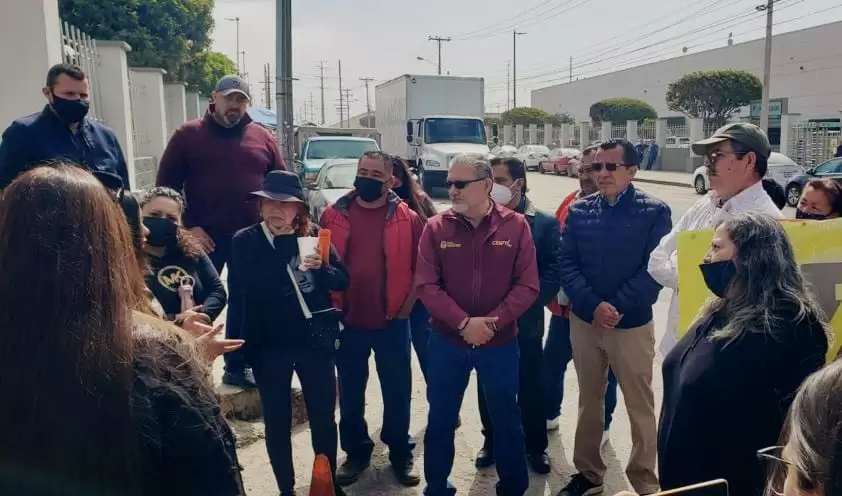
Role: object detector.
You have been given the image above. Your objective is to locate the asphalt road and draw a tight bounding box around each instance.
[235,173,709,496]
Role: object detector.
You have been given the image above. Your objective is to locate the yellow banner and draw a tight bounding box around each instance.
[677,219,842,362]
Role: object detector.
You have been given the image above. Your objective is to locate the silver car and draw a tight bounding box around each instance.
[307,160,358,221]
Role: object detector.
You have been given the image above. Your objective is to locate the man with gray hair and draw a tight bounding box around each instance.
[416,153,540,496]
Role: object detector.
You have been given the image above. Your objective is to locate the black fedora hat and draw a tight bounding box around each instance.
[250,170,306,203]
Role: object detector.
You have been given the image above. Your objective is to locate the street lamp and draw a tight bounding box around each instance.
[416,56,439,72]
[225,17,241,75]
[513,31,526,108]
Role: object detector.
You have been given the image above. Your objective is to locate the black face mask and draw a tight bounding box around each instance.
[699,260,737,298]
[795,209,830,221]
[393,184,411,200]
[354,176,386,203]
[51,94,90,124]
[143,217,178,248]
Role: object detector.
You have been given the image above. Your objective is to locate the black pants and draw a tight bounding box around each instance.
[209,231,244,374]
[478,331,547,455]
[251,348,338,493]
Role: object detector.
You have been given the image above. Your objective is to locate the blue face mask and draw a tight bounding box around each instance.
[699,260,737,298]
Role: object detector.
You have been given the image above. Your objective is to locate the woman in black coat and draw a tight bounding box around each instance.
[658,212,829,496]
[226,170,349,496]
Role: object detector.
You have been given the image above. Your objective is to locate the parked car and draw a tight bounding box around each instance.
[783,156,842,206]
[306,160,357,221]
[692,152,804,196]
[539,148,582,176]
[490,145,518,158]
[515,145,550,171]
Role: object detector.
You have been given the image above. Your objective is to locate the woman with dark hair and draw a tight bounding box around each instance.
[0,164,244,495]
[658,212,828,496]
[796,178,842,220]
[762,177,787,211]
[141,186,227,324]
[227,170,349,495]
[390,155,438,382]
[760,359,842,496]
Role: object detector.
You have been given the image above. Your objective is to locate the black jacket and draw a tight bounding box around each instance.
[146,250,227,321]
[0,105,130,189]
[516,197,561,338]
[659,306,828,496]
[226,224,349,353]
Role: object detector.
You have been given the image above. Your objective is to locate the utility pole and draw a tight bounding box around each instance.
[337,60,344,127]
[512,30,526,108]
[225,17,241,75]
[275,0,294,163]
[569,56,573,83]
[308,93,316,122]
[428,36,451,75]
[360,77,374,125]
[757,0,776,132]
[259,63,272,109]
[240,50,247,82]
[506,61,511,111]
[342,89,353,127]
[318,61,326,124]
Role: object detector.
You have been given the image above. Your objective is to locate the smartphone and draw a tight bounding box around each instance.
[651,479,729,496]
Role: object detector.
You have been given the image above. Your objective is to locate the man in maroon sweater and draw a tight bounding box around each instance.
[156,75,285,389]
[416,153,539,496]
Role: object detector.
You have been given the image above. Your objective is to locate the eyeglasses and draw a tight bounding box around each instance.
[757,446,791,496]
[591,162,633,172]
[705,151,747,165]
[446,178,485,190]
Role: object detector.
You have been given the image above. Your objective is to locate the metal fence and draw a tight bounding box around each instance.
[536,127,545,145]
[703,122,721,138]
[789,122,840,168]
[588,127,602,144]
[610,124,626,139]
[573,127,581,147]
[61,21,103,121]
[639,121,656,140]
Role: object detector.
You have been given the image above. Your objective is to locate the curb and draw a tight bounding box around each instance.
[633,176,692,189]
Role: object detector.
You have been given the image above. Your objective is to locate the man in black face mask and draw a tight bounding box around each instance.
[320,150,425,487]
[0,64,130,190]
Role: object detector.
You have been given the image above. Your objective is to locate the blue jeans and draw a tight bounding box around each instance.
[409,301,431,383]
[424,332,528,496]
[336,319,415,465]
[544,315,618,429]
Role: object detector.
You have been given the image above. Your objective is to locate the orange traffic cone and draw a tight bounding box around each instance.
[309,454,335,496]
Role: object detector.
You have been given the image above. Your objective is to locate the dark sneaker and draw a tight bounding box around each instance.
[558,473,604,496]
[527,451,551,474]
[475,445,495,469]
[392,459,421,487]
[335,457,370,486]
[222,368,258,390]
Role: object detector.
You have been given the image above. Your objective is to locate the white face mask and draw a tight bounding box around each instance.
[490,182,513,205]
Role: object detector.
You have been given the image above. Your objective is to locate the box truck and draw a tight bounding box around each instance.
[375,74,497,194]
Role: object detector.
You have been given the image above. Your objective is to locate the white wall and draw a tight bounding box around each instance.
[531,21,842,122]
[0,0,62,129]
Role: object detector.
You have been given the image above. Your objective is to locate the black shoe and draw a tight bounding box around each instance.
[558,473,604,496]
[335,457,370,486]
[222,368,257,390]
[527,452,551,474]
[475,446,495,468]
[392,459,421,487]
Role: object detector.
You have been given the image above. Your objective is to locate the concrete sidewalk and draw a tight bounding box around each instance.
[633,170,692,188]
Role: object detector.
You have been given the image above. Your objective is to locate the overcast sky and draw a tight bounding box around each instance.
[212,0,842,124]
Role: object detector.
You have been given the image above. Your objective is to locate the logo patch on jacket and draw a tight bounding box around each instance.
[491,239,512,248]
[440,241,462,249]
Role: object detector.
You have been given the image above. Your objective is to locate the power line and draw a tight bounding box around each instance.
[428,36,451,75]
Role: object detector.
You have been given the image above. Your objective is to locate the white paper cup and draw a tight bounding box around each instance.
[297,236,319,270]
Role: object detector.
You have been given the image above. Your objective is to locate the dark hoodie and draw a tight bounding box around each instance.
[155,111,286,237]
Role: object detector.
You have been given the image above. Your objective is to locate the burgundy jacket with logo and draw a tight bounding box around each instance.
[416,202,539,348]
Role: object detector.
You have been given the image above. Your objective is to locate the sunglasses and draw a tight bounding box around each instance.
[591,162,633,172]
[446,178,485,190]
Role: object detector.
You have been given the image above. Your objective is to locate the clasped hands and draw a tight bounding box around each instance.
[460,316,500,346]
[594,302,623,328]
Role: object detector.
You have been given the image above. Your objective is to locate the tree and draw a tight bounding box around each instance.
[589,98,658,124]
[183,51,238,97]
[59,0,217,92]
[666,70,762,128]
[501,107,550,125]
[547,112,575,126]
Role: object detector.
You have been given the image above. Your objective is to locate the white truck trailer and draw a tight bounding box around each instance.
[375,74,497,194]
